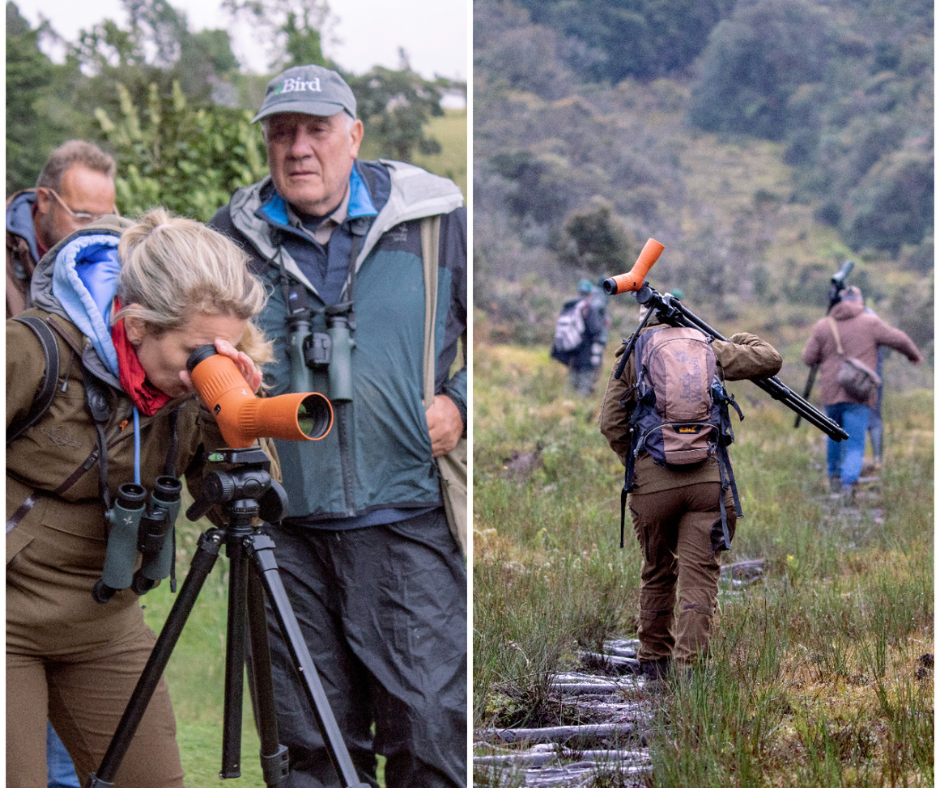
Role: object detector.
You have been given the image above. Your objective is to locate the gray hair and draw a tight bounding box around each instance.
[36,140,117,190]
[115,208,272,364]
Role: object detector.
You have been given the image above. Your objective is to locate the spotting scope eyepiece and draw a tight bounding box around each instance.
[602,238,666,295]
[186,345,333,449]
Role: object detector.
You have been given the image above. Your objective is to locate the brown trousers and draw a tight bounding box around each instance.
[629,481,736,665]
[7,519,184,788]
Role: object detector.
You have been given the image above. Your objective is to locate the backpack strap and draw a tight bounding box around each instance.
[7,316,62,445]
[420,216,441,408]
[827,317,846,357]
[712,382,744,551]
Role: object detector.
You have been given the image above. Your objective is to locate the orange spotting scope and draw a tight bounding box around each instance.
[187,346,333,449]
[602,238,665,295]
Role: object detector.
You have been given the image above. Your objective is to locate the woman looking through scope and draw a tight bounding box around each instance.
[6,208,273,787]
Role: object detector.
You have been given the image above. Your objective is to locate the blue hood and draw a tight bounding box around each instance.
[6,191,41,263]
[50,234,123,377]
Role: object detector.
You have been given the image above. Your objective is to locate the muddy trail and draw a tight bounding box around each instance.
[472,559,768,787]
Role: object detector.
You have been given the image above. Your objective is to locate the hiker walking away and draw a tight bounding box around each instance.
[801,285,921,500]
[7,140,117,318]
[551,278,609,395]
[599,305,782,681]
[209,64,467,788]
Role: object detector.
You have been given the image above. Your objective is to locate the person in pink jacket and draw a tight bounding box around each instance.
[801,286,922,498]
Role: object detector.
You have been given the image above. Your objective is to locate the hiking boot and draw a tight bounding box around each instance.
[839,484,857,507]
[829,476,842,493]
[639,658,672,689]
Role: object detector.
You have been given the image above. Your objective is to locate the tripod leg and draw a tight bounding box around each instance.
[221,545,249,777]
[246,567,290,786]
[246,532,370,788]
[85,529,223,788]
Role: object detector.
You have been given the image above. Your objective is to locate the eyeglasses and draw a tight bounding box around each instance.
[44,187,119,225]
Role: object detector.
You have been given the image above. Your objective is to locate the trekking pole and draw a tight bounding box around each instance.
[794,259,854,428]
[603,241,848,442]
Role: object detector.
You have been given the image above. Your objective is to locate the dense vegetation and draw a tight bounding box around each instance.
[473,0,933,362]
[6,0,466,220]
[473,343,933,787]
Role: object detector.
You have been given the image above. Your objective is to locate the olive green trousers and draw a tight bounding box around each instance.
[629,481,736,665]
[7,519,184,788]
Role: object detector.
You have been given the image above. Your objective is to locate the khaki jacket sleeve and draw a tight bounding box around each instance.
[711,332,783,381]
[598,344,635,466]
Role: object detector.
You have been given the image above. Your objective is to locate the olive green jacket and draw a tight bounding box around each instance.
[6,216,232,561]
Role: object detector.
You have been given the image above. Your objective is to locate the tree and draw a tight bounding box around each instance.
[6,2,77,193]
[348,66,445,161]
[506,0,735,83]
[558,198,635,276]
[221,0,337,71]
[842,149,933,257]
[95,80,268,221]
[688,0,837,139]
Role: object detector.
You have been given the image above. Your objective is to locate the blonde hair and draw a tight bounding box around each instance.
[115,208,273,365]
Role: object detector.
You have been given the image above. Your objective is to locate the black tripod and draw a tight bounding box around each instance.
[85,447,370,788]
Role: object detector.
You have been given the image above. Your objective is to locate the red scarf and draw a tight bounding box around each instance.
[111,303,171,416]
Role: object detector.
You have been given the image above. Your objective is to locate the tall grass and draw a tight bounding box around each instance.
[473,340,933,786]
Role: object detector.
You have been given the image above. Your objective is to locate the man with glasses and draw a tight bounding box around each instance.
[7,139,118,317]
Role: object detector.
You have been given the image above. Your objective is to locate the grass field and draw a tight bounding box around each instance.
[473,338,933,787]
[359,107,468,199]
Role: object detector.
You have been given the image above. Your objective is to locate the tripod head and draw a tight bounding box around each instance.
[186,446,289,524]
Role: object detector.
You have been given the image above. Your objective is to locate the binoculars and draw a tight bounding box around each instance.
[93,477,182,604]
[92,346,334,603]
[286,289,356,403]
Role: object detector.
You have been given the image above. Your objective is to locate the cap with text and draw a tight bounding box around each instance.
[252,65,357,123]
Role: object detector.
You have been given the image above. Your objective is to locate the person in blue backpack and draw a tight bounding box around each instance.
[551,278,609,395]
[599,303,782,683]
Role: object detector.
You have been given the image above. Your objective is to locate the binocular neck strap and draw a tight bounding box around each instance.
[275,231,363,323]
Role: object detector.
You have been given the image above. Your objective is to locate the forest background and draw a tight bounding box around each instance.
[474,0,933,378]
[7,0,468,217]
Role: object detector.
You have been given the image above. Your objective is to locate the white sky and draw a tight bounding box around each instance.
[11,0,469,81]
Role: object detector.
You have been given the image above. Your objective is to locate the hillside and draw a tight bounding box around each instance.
[473,0,933,389]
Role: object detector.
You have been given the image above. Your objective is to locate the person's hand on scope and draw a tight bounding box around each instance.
[179,337,263,395]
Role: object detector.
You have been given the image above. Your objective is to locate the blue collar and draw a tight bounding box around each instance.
[261,163,377,228]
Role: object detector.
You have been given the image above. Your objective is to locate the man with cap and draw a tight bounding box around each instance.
[210,65,467,788]
[801,285,922,501]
